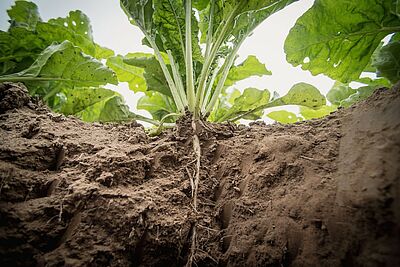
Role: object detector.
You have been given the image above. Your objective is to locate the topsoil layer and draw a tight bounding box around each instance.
[0,82,399,267]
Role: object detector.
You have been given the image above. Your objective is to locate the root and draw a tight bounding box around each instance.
[192,119,201,211]
[186,118,202,267]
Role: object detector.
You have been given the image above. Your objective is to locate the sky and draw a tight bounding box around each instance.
[0,0,335,122]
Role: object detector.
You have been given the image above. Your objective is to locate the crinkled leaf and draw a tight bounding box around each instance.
[36,22,96,57]
[373,40,400,83]
[223,55,271,87]
[281,82,326,108]
[300,105,337,120]
[153,0,203,65]
[7,0,41,30]
[123,55,172,97]
[1,5,112,75]
[267,110,302,124]
[285,0,400,83]
[107,53,149,92]
[0,41,117,87]
[137,91,177,121]
[0,28,46,75]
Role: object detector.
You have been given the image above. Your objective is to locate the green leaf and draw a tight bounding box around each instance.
[373,40,400,83]
[194,0,209,10]
[213,87,270,122]
[223,55,271,87]
[267,110,302,124]
[107,53,149,92]
[137,91,177,122]
[54,87,133,122]
[281,82,326,108]
[120,0,155,33]
[231,0,299,40]
[77,95,132,122]
[284,0,400,83]
[35,22,97,57]
[48,10,93,41]
[327,81,356,105]
[340,86,377,108]
[153,0,203,65]
[219,83,327,122]
[94,44,115,59]
[300,105,337,120]
[0,41,117,87]
[327,77,390,107]
[123,54,172,97]
[7,0,42,30]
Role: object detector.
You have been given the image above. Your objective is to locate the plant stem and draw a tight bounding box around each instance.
[141,28,185,113]
[43,84,62,101]
[195,6,239,112]
[201,65,220,114]
[185,0,196,115]
[167,50,188,105]
[204,1,215,59]
[205,38,245,114]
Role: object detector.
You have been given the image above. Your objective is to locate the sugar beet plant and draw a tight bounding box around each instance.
[1,0,399,265]
[117,0,303,122]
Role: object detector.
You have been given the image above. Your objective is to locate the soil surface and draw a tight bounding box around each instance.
[0,82,399,267]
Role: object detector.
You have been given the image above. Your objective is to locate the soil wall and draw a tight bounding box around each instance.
[0,82,399,266]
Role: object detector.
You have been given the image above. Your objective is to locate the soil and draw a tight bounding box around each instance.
[0,82,399,267]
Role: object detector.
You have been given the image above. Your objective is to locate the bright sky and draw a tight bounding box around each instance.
[0,0,335,122]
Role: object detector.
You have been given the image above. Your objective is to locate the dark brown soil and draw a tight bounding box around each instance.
[0,82,399,267]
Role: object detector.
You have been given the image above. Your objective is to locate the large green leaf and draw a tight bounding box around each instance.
[7,0,41,30]
[107,53,150,92]
[0,41,117,87]
[1,2,114,75]
[285,0,400,83]
[223,55,272,87]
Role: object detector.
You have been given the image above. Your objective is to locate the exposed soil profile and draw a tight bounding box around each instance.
[0,82,399,267]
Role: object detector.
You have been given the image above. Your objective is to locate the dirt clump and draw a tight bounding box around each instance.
[0,83,399,266]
